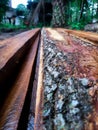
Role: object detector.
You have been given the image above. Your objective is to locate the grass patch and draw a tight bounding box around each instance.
[0,23,28,31]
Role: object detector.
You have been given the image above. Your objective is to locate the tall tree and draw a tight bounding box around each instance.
[16,4,27,16]
[27,0,46,26]
[97,1,98,17]
[51,0,66,27]
[77,0,88,22]
[0,0,9,22]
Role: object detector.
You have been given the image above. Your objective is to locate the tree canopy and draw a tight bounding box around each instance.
[16,4,27,16]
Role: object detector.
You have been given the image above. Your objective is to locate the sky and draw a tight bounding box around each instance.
[12,0,28,8]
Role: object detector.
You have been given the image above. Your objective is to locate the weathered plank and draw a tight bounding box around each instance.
[0,29,40,85]
[34,30,44,130]
[64,28,98,43]
[27,38,41,130]
[0,33,40,130]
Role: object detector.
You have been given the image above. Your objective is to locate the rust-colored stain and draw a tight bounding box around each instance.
[58,35,98,80]
[46,28,98,80]
[42,28,98,130]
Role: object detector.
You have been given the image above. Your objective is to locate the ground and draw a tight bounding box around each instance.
[0,29,28,41]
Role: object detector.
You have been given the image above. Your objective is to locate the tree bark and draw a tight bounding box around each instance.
[28,0,43,26]
[78,0,84,22]
[96,2,98,18]
[51,0,66,27]
[42,0,45,26]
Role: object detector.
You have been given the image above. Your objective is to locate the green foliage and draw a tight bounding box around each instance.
[1,0,98,30]
[66,0,98,30]
[16,4,27,16]
[0,23,27,30]
[0,0,9,22]
[28,0,52,2]
[16,0,98,29]
[0,22,45,31]
[68,22,85,30]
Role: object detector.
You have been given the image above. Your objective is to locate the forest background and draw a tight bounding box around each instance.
[0,0,98,30]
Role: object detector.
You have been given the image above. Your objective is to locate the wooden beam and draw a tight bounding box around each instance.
[0,33,40,130]
[0,29,40,85]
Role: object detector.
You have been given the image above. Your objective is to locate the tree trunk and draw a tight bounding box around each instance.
[69,1,72,23]
[28,0,43,26]
[51,0,66,27]
[92,0,94,22]
[78,0,84,22]
[42,0,45,26]
[96,1,98,18]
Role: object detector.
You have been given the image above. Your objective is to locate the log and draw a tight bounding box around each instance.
[35,28,98,130]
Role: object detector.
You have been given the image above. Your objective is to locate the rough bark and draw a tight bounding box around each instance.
[27,0,44,26]
[51,0,66,27]
[78,0,84,22]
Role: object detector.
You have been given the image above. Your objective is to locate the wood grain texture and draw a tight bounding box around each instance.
[64,29,98,43]
[34,29,44,130]
[0,32,40,130]
[35,28,98,130]
[0,29,40,85]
